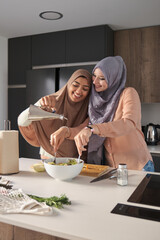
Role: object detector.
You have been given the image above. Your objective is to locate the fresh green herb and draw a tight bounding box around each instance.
[28,194,71,209]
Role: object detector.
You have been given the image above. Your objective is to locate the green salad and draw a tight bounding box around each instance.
[48,158,78,166]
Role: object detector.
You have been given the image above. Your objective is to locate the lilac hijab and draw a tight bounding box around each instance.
[87,56,127,164]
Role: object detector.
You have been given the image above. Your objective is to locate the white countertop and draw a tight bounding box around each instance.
[0,158,160,240]
[148,143,160,154]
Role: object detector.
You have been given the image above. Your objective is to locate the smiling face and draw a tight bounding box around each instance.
[92,68,108,92]
[68,77,91,102]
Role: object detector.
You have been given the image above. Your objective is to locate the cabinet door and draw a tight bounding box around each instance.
[8,87,40,159]
[59,65,94,89]
[140,26,160,102]
[114,26,160,103]
[152,154,160,172]
[32,31,66,66]
[26,68,56,106]
[8,88,27,157]
[8,36,31,85]
[66,25,113,63]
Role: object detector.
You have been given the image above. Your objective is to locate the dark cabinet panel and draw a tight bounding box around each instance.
[105,25,114,57]
[25,68,57,159]
[31,25,113,66]
[152,154,160,172]
[32,31,66,66]
[8,87,40,159]
[8,88,27,157]
[26,68,56,106]
[8,36,31,85]
[8,88,26,130]
[66,25,113,63]
[59,65,94,89]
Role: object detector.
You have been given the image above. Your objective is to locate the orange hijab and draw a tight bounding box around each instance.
[19,69,92,158]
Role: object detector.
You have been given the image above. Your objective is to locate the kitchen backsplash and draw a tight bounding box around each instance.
[141,103,160,125]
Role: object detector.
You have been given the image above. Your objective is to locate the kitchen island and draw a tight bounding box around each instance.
[0,158,160,240]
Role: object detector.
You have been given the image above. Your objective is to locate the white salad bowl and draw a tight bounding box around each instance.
[44,157,84,181]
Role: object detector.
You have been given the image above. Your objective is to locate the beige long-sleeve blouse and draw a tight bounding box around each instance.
[94,87,152,170]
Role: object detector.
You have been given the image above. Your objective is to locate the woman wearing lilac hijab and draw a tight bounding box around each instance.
[74,56,154,171]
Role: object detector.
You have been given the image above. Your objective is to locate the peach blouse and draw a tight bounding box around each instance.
[94,87,152,170]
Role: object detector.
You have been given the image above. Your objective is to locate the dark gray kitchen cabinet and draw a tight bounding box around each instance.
[8,87,40,159]
[8,36,31,157]
[8,36,31,85]
[8,88,27,157]
[32,31,66,66]
[152,154,160,172]
[66,25,114,63]
[31,25,114,66]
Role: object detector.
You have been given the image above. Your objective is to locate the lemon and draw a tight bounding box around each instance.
[32,163,45,172]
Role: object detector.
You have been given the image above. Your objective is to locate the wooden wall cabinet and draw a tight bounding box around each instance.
[114,26,160,103]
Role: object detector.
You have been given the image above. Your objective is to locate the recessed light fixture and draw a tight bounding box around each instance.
[39,11,63,20]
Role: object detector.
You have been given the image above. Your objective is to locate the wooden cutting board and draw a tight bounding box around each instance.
[80,163,108,177]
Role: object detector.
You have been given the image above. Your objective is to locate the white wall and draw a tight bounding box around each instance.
[0,36,8,130]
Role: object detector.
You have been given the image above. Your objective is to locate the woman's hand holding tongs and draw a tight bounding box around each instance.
[50,126,70,152]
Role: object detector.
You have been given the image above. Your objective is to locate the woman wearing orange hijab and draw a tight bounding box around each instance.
[18,69,91,160]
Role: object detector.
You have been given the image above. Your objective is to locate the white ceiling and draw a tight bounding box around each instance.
[0,0,160,39]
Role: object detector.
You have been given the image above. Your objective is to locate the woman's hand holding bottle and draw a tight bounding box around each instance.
[39,95,56,112]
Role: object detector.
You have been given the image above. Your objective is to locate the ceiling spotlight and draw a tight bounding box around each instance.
[39,11,63,20]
